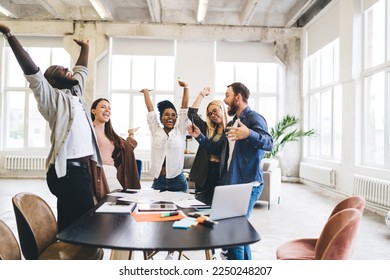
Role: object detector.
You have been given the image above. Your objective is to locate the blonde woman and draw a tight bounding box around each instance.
[187,87,229,205]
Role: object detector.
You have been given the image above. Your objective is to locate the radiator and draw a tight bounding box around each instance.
[4,155,46,171]
[140,159,150,173]
[299,162,335,187]
[353,174,390,209]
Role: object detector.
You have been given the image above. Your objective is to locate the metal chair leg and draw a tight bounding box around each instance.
[205,249,213,260]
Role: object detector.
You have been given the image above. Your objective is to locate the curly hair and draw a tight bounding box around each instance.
[157,100,177,119]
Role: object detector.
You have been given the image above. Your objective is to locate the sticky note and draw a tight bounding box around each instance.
[172,217,197,229]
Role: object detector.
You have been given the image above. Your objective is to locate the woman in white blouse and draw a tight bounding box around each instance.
[140,80,189,192]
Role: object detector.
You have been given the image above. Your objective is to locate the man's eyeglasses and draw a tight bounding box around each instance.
[207,108,219,118]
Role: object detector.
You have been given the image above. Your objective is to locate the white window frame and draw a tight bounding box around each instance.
[214,61,280,128]
[109,54,175,152]
[360,0,390,169]
[1,42,70,151]
[307,39,342,160]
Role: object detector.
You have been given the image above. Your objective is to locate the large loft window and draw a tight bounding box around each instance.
[110,55,175,150]
[215,61,280,129]
[361,0,390,168]
[364,0,385,69]
[109,38,175,151]
[364,72,385,165]
[307,39,341,160]
[2,45,70,150]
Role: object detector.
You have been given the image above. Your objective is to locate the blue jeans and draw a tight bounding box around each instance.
[152,172,188,192]
[226,183,263,260]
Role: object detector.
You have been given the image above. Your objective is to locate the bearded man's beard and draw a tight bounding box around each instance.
[228,101,238,116]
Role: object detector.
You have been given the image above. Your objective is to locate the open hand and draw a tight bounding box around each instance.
[199,86,212,97]
[128,127,140,138]
[226,119,249,141]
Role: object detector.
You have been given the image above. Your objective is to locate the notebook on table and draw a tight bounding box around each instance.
[208,183,253,221]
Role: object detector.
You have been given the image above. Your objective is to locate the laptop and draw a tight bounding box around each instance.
[208,183,253,220]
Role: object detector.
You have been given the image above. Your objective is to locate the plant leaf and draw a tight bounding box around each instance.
[268,115,316,158]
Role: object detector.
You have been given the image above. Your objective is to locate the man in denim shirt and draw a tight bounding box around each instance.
[188,82,273,260]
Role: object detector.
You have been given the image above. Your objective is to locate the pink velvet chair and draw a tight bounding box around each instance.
[276,196,365,260]
[328,196,366,217]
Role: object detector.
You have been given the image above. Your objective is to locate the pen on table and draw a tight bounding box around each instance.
[161,211,179,217]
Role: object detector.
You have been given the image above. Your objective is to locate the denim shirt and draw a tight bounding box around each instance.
[195,106,273,185]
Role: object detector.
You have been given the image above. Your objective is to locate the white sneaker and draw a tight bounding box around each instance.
[220,250,228,260]
[212,254,218,260]
[165,251,175,260]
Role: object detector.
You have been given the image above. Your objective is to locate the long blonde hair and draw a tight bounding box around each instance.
[206,100,228,138]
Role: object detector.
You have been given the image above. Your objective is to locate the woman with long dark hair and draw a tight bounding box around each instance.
[90,98,141,200]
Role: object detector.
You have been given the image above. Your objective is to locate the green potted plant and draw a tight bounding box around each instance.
[264,114,316,159]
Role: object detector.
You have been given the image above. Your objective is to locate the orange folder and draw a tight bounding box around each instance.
[131,211,185,222]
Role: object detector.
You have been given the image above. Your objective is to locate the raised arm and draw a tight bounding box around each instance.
[190,86,211,109]
[140,89,154,112]
[178,80,189,109]
[188,87,212,134]
[0,24,39,75]
[74,39,89,67]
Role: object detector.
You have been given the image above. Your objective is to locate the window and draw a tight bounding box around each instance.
[110,55,175,150]
[364,0,385,68]
[361,0,390,168]
[2,46,70,149]
[307,39,342,160]
[364,72,385,165]
[215,62,280,128]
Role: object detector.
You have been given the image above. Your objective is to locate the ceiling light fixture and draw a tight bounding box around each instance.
[0,6,15,17]
[89,0,112,20]
[197,0,209,23]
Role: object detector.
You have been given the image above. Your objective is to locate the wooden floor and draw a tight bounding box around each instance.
[1,178,390,260]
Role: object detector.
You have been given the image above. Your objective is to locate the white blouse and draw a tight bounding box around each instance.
[147,108,189,179]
